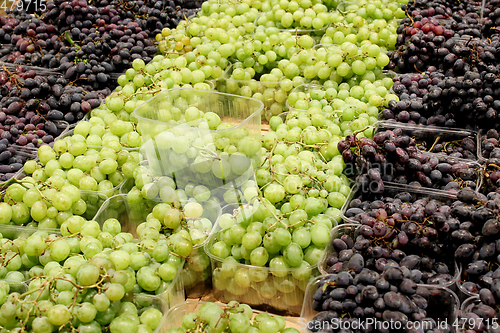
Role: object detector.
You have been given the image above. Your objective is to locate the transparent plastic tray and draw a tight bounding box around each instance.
[458,296,499,331]
[0,224,61,239]
[92,194,186,307]
[79,179,126,220]
[456,273,478,301]
[133,88,263,189]
[93,194,221,299]
[163,301,303,332]
[459,295,480,319]
[285,70,396,115]
[285,83,325,112]
[301,275,460,333]
[56,128,140,152]
[10,157,126,223]
[130,294,170,333]
[455,261,489,301]
[212,65,293,121]
[377,121,480,162]
[52,129,137,219]
[343,182,457,223]
[205,205,323,316]
[365,125,483,193]
[318,223,461,289]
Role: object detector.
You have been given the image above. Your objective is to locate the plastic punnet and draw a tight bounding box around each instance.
[343,182,457,223]
[317,223,461,289]
[93,194,221,299]
[133,88,263,189]
[254,13,330,36]
[301,275,459,333]
[377,121,480,162]
[92,194,186,307]
[213,65,295,121]
[205,204,328,316]
[163,301,304,332]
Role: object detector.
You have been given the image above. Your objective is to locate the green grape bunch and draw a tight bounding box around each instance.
[167,301,301,333]
[134,89,263,188]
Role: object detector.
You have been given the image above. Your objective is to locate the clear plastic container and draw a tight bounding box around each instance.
[205,206,322,316]
[301,275,460,333]
[343,182,457,223]
[212,65,293,121]
[56,128,140,152]
[130,293,170,333]
[459,295,480,319]
[133,88,263,189]
[363,124,483,192]
[94,194,221,299]
[286,83,325,112]
[376,121,480,162]
[117,168,226,299]
[47,128,136,219]
[163,301,304,332]
[285,70,396,117]
[79,180,127,220]
[318,223,461,289]
[458,296,497,332]
[317,223,358,275]
[455,262,482,301]
[0,224,61,239]
[92,194,186,307]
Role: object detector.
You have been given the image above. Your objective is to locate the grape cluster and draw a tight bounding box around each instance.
[461,278,500,333]
[0,225,179,333]
[0,65,106,125]
[309,263,455,333]
[380,121,478,161]
[341,188,458,284]
[385,53,500,131]
[339,128,481,192]
[482,0,500,37]
[388,0,489,72]
[381,72,457,127]
[166,301,300,333]
[385,0,500,133]
[317,0,406,49]
[449,188,500,298]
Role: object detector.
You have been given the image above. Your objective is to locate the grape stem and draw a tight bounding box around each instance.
[427,136,441,152]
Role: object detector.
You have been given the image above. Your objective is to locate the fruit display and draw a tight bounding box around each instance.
[1,0,500,329]
[303,274,459,333]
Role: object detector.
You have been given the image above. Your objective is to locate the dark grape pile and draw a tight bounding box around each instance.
[309,186,499,332]
[379,122,478,160]
[338,129,480,193]
[338,0,500,307]
[311,251,456,333]
[0,0,203,184]
[384,0,500,132]
[461,277,500,332]
[0,0,202,100]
